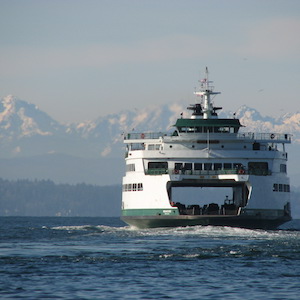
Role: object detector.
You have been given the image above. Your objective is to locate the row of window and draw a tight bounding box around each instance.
[148,161,243,171]
[127,161,287,173]
[177,126,238,133]
[148,161,272,172]
[273,184,290,192]
[123,183,143,192]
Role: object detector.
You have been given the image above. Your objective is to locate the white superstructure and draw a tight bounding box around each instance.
[121,68,292,229]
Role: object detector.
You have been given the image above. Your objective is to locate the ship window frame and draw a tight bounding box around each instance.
[280,164,287,173]
[285,184,290,192]
[184,163,192,170]
[248,162,269,175]
[148,161,168,170]
[213,163,222,170]
[234,163,243,169]
[204,163,212,170]
[175,163,183,170]
[138,183,143,191]
[224,163,232,170]
[126,163,135,172]
[194,163,202,170]
[218,127,230,133]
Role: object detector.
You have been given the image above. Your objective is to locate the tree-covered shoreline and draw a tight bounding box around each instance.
[0,179,121,217]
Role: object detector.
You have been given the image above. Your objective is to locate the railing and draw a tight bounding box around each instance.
[237,132,291,142]
[145,168,271,176]
[146,168,169,175]
[124,131,291,142]
[124,132,165,140]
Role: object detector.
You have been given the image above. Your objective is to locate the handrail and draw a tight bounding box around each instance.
[145,168,271,176]
[124,131,291,142]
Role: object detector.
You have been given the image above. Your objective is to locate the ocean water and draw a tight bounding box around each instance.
[0,217,300,300]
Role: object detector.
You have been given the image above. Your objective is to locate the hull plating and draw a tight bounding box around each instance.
[121,214,292,230]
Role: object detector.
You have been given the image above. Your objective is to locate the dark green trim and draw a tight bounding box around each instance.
[122,208,179,216]
[175,118,241,127]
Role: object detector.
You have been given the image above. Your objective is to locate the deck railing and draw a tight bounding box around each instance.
[145,168,271,176]
[124,132,291,142]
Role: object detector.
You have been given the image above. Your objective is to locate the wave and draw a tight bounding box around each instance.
[49,219,300,242]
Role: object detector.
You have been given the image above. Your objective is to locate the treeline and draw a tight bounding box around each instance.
[0,178,299,218]
[0,178,121,216]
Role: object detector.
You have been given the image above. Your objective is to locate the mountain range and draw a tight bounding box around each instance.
[1,95,300,186]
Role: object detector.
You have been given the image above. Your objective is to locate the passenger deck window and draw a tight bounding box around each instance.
[213,163,222,170]
[138,183,143,191]
[184,163,192,170]
[148,162,168,169]
[224,163,232,169]
[194,163,202,170]
[248,162,268,175]
[204,163,212,170]
[175,163,183,170]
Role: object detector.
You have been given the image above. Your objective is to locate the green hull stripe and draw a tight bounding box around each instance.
[122,208,179,216]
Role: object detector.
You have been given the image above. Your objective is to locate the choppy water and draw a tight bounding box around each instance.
[1,217,300,300]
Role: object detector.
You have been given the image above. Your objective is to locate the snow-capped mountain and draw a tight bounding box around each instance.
[229,105,300,142]
[0,95,64,138]
[1,95,300,158]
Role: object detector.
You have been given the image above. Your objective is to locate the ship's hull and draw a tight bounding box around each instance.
[121,214,292,230]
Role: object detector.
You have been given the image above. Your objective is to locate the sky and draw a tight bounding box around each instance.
[0,0,300,123]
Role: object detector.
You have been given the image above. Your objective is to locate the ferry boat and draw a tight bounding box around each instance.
[121,68,292,229]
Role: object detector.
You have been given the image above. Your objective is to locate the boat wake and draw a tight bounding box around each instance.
[51,219,300,239]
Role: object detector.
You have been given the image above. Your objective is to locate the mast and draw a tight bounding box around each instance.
[193,67,221,119]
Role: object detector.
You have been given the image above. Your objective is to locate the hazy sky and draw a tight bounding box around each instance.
[1,0,299,123]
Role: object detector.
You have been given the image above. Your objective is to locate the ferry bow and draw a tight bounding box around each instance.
[121,68,292,229]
